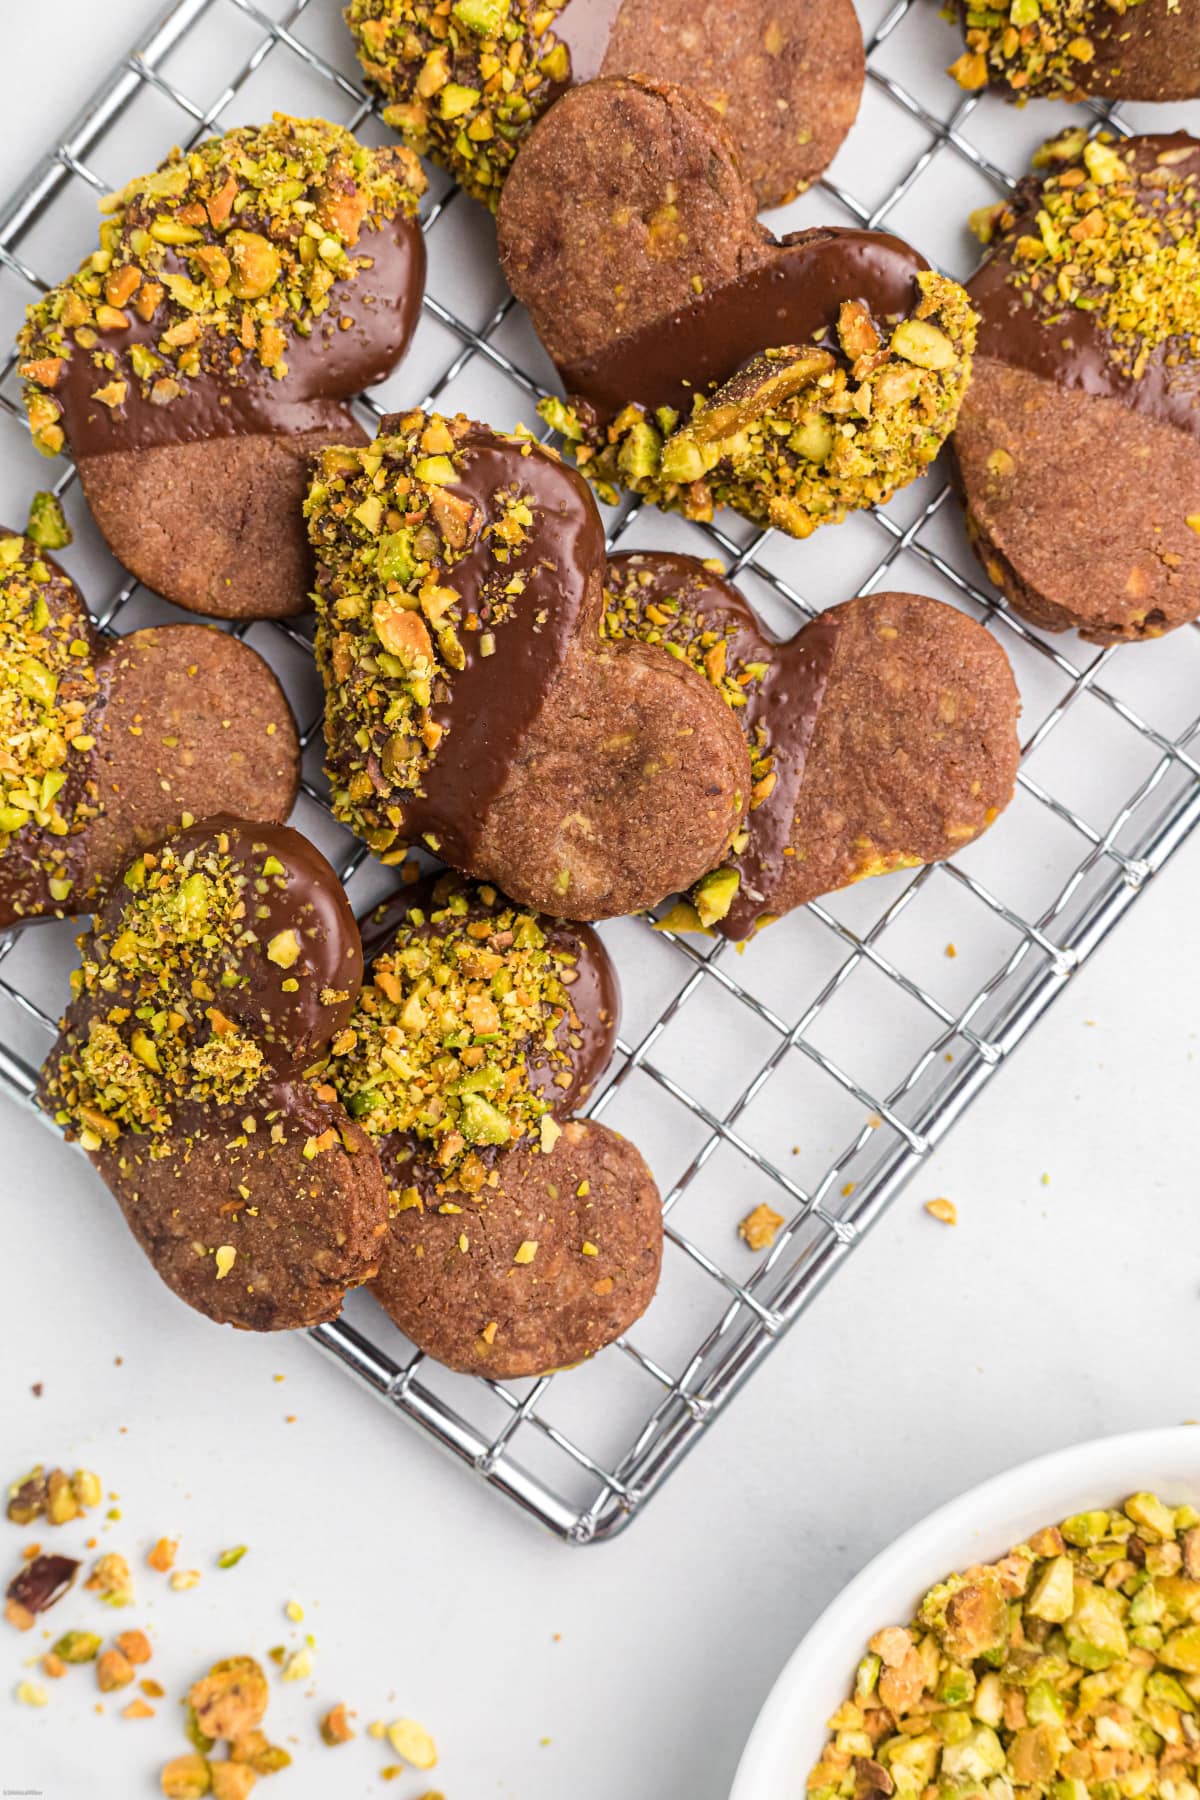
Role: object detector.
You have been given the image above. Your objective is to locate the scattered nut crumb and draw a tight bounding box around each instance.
[924,1197,957,1226]
[320,1701,355,1745]
[739,1202,784,1251]
[147,1537,178,1572]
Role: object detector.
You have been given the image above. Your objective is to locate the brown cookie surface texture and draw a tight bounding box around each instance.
[0,530,299,930]
[305,410,750,919]
[347,0,863,211]
[39,818,388,1330]
[954,132,1200,644]
[948,0,1200,102]
[324,873,661,1375]
[18,115,426,620]
[497,76,976,538]
[602,554,1021,938]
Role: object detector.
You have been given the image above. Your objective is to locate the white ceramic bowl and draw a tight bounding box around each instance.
[730,1426,1200,1800]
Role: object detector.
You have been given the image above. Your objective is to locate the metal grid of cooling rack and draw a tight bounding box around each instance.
[1,0,1199,1543]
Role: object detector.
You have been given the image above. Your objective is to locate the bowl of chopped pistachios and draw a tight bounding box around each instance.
[730,1426,1200,1800]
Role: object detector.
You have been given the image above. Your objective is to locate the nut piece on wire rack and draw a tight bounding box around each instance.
[497,76,977,539]
[0,515,299,932]
[17,114,427,620]
[600,554,1021,939]
[317,872,662,1376]
[954,130,1200,644]
[304,408,751,920]
[38,816,390,1331]
[946,0,1200,103]
[346,0,864,211]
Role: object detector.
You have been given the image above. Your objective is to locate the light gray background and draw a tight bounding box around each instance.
[2,3,1199,1797]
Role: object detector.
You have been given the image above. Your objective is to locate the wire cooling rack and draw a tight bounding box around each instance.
[1,0,1199,1543]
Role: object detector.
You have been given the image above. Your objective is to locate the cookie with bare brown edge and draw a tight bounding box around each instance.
[497,75,976,539]
[954,130,1200,645]
[18,115,426,621]
[602,554,1021,939]
[348,0,864,211]
[39,817,389,1330]
[0,525,299,931]
[322,873,661,1377]
[305,410,750,920]
[948,0,1200,103]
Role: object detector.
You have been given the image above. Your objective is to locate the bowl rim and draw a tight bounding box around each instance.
[729,1423,1200,1800]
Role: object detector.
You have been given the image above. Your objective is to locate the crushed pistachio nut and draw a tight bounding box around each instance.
[86,1551,134,1607]
[7,1464,102,1525]
[325,878,583,1190]
[187,1656,269,1742]
[25,492,72,551]
[320,1701,356,1744]
[347,0,575,208]
[160,1755,212,1799]
[925,1196,958,1225]
[542,272,975,536]
[978,132,1200,384]
[229,1729,292,1773]
[740,1202,785,1251]
[808,1491,1200,1800]
[216,1545,247,1569]
[41,832,302,1147]
[306,410,539,860]
[147,1536,178,1572]
[950,0,1150,99]
[386,1717,438,1767]
[19,115,423,458]
[96,1646,136,1692]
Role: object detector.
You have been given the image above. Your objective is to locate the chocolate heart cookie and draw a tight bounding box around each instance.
[497,76,976,538]
[954,131,1200,644]
[18,115,426,620]
[0,525,299,930]
[320,874,661,1376]
[39,818,389,1330]
[347,0,864,210]
[305,409,750,919]
[602,554,1021,937]
[948,0,1200,103]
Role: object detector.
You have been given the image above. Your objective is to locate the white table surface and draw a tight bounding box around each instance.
[2,4,1200,1797]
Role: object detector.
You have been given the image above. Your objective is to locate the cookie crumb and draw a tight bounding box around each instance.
[924,1197,957,1226]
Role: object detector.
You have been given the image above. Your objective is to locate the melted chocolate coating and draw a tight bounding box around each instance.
[968,133,1200,438]
[607,552,838,938]
[561,229,930,426]
[59,220,425,459]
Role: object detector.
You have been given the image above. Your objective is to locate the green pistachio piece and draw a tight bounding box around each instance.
[25,491,72,550]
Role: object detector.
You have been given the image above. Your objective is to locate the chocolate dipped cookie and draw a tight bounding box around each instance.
[949,0,1200,103]
[497,77,976,539]
[39,818,389,1330]
[602,555,1021,938]
[305,410,750,918]
[954,131,1200,644]
[0,523,299,931]
[321,874,661,1375]
[18,115,426,620]
[347,0,863,212]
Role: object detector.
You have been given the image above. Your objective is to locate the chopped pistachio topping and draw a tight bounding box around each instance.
[543,272,976,535]
[808,1491,1200,1800]
[326,881,581,1192]
[347,0,572,207]
[976,132,1200,382]
[0,533,98,872]
[306,410,536,860]
[25,492,72,551]
[18,114,424,457]
[43,833,297,1147]
[950,0,1150,98]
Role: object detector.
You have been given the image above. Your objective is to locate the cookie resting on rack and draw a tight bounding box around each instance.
[18,114,426,620]
[497,76,976,538]
[954,131,1200,644]
[948,0,1200,103]
[319,874,661,1376]
[39,818,389,1330]
[347,0,864,211]
[0,517,299,932]
[601,555,1021,939]
[305,409,751,920]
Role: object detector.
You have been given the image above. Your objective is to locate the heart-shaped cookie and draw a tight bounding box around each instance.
[954,131,1200,644]
[0,527,299,931]
[305,409,750,919]
[39,818,389,1330]
[18,115,426,620]
[348,0,864,210]
[948,0,1200,103]
[497,76,976,538]
[602,553,1021,937]
[319,874,661,1376]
